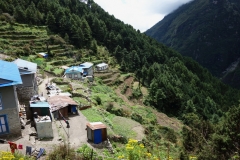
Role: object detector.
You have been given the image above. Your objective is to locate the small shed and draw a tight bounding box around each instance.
[29,101,51,118]
[86,122,107,144]
[96,63,108,71]
[48,95,78,119]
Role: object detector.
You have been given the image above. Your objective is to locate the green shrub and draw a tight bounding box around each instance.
[49,35,66,45]
[159,127,177,143]
[51,78,69,85]
[131,113,144,124]
[95,96,102,105]
[46,143,82,160]
[0,151,35,160]
[33,58,45,67]
[121,84,128,94]
[106,102,114,112]
[131,88,142,99]
[76,144,103,160]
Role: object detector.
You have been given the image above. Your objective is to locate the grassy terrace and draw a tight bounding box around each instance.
[0,22,80,60]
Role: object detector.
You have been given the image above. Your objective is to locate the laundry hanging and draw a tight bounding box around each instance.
[18,144,23,149]
[26,146,32,155]
[8,141,17,153]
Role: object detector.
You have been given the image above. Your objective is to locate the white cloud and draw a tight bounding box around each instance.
[94,0,192,32]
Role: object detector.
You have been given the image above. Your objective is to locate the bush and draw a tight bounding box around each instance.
[76,144,103,160]
[159,127,177,143]
[51,77,69,85]
[131,113,144,124]
[131,88,142,99]
[106,102,114,111]
[116,139,154,160]
[121,84,128,94]
[46,143,82,160]
[49,35,66,45]
[0,151,34,160]
[95,96,102,105]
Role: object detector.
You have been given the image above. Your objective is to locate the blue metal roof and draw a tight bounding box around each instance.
[64,66,83,74]
[0,60,22,87]
[30,101,50,108]
[13,59,37,74]
[79,62,93,68]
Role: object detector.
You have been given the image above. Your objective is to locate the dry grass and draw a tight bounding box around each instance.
[112,116,144,139]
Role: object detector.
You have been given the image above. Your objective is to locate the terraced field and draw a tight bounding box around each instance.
[95,72,120,86]
[0,22,48,55]
[0,21,78,66]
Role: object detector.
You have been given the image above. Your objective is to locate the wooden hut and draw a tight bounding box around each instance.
[86,122,107,144]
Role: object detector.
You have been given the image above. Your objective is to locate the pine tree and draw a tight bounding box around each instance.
[45,11,56,31]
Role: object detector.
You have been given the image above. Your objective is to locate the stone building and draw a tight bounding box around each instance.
[13,59,38,102]
[0,60,23,139]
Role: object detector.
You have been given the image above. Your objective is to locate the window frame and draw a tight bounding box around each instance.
[0,115,9,135]
[0,94,2,110]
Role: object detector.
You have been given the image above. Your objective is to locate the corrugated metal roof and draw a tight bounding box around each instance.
[0,60,22,87]
[96,63,108,68]
[64,66,83,74]
[13,59,37,74]
[48,95,78,112]
[79,62,93,68]
[86,122,107,130]
[30,101,50,108]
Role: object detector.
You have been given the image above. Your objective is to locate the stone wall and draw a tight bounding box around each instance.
[16,86,37,102]
[0,108,22,139]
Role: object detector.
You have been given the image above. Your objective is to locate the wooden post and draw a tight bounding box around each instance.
[168,142,169,160]
[91,148,93,160]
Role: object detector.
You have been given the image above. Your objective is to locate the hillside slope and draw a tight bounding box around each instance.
[1,0,240,158]
[145,0,240,88]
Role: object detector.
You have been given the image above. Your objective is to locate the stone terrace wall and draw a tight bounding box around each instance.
[17,86,37,102]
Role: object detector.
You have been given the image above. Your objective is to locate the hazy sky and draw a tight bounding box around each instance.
[94,0,192,32]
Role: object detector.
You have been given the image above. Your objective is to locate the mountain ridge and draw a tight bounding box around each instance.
[145,0,240,88]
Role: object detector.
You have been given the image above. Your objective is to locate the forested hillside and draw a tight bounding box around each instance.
[145,0,240,89]
[1,0,240,158]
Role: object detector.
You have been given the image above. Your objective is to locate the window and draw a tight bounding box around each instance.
[74,74,78,78]
[0,115,9,135]
[0,94,2,110]
[68,74,72,78]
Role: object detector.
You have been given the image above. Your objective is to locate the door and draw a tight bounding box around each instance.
[94,129,102,144]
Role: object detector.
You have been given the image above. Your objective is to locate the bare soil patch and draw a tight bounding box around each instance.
[154,111,183,132]
[124,76,134,86]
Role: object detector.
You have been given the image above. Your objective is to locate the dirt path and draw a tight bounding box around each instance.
[37,73,89,150]
[38,73,54,97]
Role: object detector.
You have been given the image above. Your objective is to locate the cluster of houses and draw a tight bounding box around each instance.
[0,58,109,140]
[63,62,108,81]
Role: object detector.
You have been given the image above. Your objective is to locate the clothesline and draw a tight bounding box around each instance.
[0,139,45,159]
